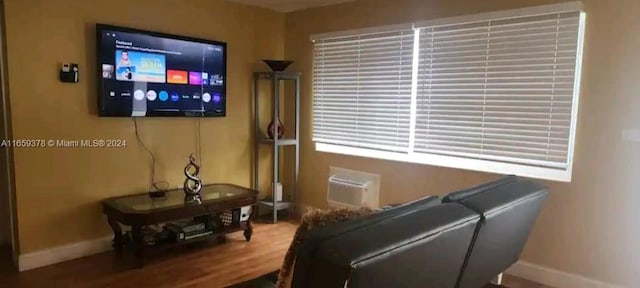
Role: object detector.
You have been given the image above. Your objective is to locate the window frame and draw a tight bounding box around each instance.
[311,2,586,182]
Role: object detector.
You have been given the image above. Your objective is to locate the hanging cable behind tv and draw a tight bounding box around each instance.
[133,118,169,198]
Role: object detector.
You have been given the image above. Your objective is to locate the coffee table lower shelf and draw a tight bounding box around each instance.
[153,223,250,248]
[145,222,249,248]
[114,221,252,267]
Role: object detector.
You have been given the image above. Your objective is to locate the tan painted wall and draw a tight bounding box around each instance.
[3,0,285,253]
[285,0,640,286]
[0,1,11,247]
[0,66,9,247]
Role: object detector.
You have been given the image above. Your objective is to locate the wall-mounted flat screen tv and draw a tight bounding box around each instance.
[96,24,227,117]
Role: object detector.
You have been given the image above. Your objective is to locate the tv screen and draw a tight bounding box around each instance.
[96,24,226,117]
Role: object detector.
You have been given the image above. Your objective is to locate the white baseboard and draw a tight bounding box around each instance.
[18,235,112,272]
[507,261,627,288]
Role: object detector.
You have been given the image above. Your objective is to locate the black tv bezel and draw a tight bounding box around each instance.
[95,23,228,117]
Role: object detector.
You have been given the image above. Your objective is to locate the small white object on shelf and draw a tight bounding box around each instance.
[274,182,283,202]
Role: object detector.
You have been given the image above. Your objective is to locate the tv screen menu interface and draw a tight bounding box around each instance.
[98,25,226,117]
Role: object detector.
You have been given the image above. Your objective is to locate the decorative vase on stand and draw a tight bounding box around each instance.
[262,60,293,72]
[268,118,285,139]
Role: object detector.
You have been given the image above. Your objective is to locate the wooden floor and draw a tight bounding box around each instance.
[0,220,549,288]
[501,277,552,288]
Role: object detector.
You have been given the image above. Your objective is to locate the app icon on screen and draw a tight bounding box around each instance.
[134,89,145,101]
[171,93,180,102]
[202,73,209,85]
[115,50,165,83]
[117,66,135,81]
[211,74,224,86]
[102,64,114,79]
[146,90,157,101]
[202,93,211,103]
[189,72,203,85]
[213,93,222,104]
[158,91,168,102]
[167,70,188,84]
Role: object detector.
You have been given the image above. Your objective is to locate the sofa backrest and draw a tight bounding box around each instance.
[298,203,480,288]
[291,195,441,287]
[442,175,518,203]
[443,178,548,288]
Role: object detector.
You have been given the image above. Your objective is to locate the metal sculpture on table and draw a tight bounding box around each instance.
[183,154,203,204]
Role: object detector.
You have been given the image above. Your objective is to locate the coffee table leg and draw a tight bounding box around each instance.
[107,217,124,253]
[244,221,253,241]
[131,225,145,267]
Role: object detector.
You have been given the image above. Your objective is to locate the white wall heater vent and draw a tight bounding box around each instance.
[327,167,380,209]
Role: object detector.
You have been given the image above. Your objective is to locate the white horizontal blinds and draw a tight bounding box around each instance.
[313,29,415,152]
[415,11,581,169]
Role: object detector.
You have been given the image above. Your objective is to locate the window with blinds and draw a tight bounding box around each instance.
[415,11,582,170]
[312,28,415,153]
[312,3,585,181]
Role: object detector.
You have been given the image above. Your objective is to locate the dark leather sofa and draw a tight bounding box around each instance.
[291,176,548,288]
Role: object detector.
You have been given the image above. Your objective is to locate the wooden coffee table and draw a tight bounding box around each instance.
[102,183,258,266]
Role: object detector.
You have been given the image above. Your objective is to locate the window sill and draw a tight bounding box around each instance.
[315,143,571,182]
